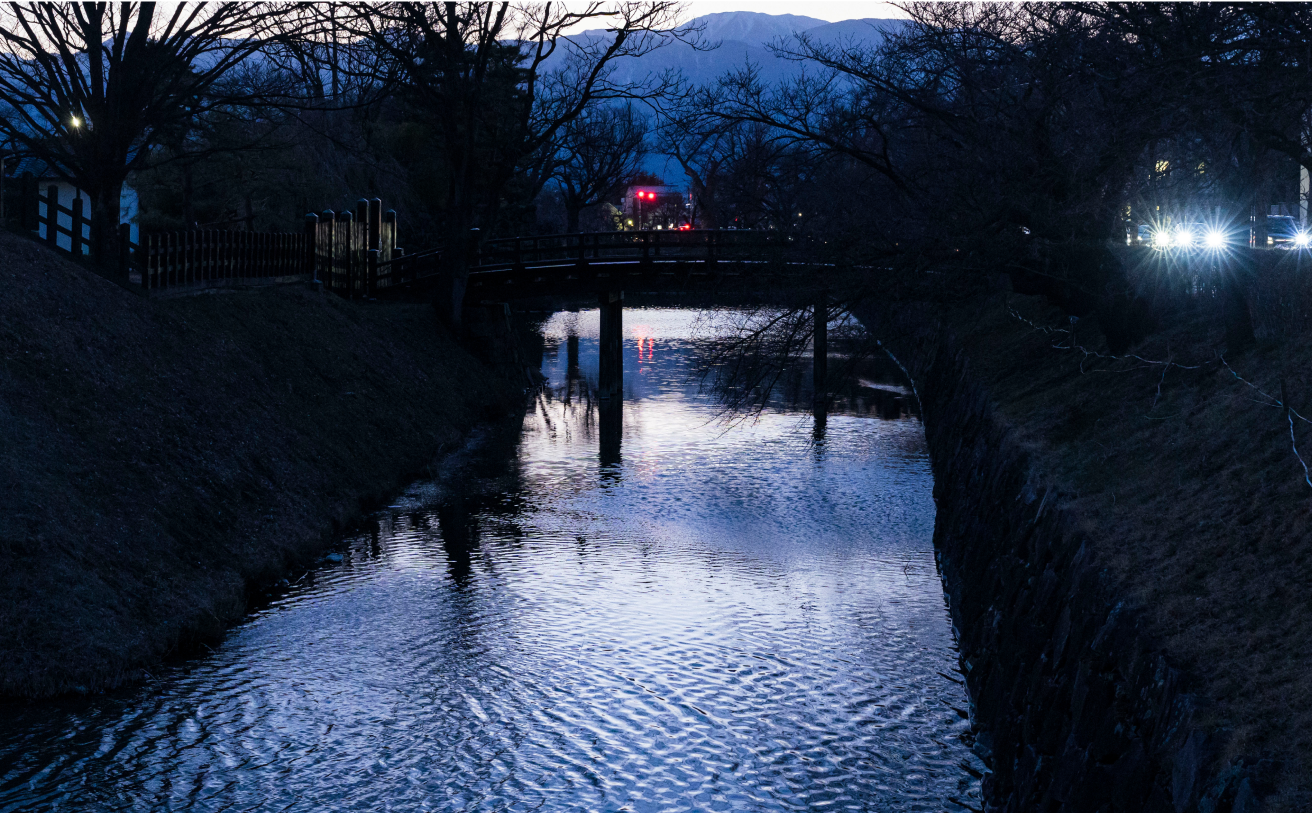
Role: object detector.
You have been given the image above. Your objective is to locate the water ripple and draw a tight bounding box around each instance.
[0,308,981,813]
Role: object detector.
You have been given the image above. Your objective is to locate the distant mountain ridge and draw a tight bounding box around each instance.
[556,11,903,183]
[567,10,900,88]
[686,11,829,47]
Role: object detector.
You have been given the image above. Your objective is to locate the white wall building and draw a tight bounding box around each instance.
[10,157,139,252]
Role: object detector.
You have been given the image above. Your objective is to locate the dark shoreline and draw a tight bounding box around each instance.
[0,233,521,698]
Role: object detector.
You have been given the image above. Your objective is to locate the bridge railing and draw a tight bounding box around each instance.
[373,244,442,292]
[340,228,802,298]
[475,229,787,269]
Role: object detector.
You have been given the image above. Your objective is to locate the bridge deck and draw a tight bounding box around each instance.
[373,230,824,300]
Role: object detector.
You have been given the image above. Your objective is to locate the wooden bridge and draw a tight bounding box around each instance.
[372,228,833,401]
[370,229,820,300]
[116,200,832,405]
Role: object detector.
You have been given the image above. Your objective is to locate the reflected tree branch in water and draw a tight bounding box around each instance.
[689,302,907,425]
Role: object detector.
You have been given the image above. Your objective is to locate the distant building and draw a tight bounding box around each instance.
[622,184,691,230]
[7,156,139,251]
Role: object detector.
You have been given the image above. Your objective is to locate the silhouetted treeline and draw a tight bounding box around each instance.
[3,1,1310,339]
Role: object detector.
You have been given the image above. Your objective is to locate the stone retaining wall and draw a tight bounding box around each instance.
[858,302,1273,812]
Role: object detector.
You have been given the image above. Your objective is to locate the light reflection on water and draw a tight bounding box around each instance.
[0,308,981,812]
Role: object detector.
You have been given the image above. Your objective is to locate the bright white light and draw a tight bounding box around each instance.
[1171,227,1192,248]
[1204,230,1226,249]
[1297,232,1310,248]
[70,116,81,128]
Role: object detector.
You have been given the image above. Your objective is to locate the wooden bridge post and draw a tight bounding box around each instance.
[45,185,58,249]
[19,171,36,230]
[598,290,624,399]
[813,292,828,412]
[366,248,379,297]
[599,392,622,468]
[71,196,85,256]
[368,198,382,252]
[354,199,368,296]
[338,209,353,296]
[382,209,397,268]
[304,213,319,284]
[117,222,132,281]
[567,332,580,377]
[321,210,335,291]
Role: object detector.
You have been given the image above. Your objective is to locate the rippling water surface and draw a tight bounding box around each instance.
[0,308,981,812]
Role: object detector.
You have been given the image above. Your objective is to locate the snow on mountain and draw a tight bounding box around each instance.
[687,11,828,47]
[561,10,898,89]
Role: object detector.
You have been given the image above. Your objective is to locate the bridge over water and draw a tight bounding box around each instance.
[373,229,838,401]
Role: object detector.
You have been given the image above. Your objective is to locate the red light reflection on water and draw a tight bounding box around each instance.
[630,326,655,361]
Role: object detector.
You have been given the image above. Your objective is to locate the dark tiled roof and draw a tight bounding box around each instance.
[6,156,59,179]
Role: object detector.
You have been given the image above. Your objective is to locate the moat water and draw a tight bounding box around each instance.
[0,308,982,812]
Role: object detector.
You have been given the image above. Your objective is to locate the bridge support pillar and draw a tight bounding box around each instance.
[567,332,580,376]
[565,331,582,404]
[813,292,828,412]
[599,393,622,469]
[598,290,624,399]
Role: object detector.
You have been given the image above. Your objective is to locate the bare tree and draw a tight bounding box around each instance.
[335,1,691,317]
[555,103,647,232]
[0,2,304,261]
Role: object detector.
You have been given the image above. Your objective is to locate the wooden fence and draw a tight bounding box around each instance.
[311,198,403,297]
[23,179,94,258]
[10,173,406,295]
[136,197,402,294]
[140,229,309,290]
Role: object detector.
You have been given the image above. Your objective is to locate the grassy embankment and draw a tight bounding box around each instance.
[0,232,520,698]
[950,280,1312,808]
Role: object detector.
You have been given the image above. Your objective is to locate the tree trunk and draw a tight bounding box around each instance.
[89,181,123,266]
[567,204,581,233]
[434,213,476,328]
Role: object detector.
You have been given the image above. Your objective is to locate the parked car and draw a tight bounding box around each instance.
[1265,215,1309,248]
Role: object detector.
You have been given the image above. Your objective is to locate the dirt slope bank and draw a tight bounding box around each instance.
[864,286,1308,810]
[0,233,519,697]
